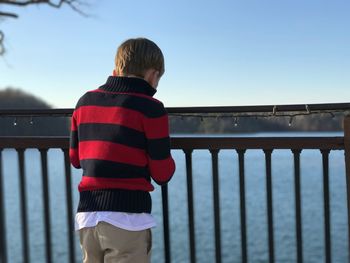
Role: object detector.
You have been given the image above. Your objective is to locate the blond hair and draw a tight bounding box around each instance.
[115,38,165,78]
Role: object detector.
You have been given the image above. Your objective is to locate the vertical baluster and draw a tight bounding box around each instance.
[321,149,331,263]
[210,149,222,263]
[237,149,247,263]
[63,149,75,263]
[264,149,275,263]
[184,149,196,263]
[40,149,52,263]
[162,184,171,263]
[292,149,303,263]
[0,149,7,263]
[17,148,29,263]
[344,115,350,263]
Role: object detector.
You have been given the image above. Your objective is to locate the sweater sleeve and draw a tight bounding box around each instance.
[142,104,175,185]
[69,111,81,169]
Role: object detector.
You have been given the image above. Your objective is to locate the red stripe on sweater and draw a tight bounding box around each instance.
[79,141,147,166]
[148,156,176,183]
[78,176,154,192]
[71,116,78,131]
[74,106,143,132]
[69,148,80,168]
[143,115,169,139]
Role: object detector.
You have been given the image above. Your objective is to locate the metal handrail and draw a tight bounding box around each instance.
[0,102,349,116]
[0,136,345,150]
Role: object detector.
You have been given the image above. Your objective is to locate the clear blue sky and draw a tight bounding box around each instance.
[0,0,349,108]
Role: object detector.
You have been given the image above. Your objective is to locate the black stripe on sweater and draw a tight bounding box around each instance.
[81,159,151,180]
[147,137,171,160]
[78,123,146,149]
[70,130,78,149]
[78,189,152,213]
[77,91,165,118]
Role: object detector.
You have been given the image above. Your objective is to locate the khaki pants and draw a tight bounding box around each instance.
[79,222,152,263]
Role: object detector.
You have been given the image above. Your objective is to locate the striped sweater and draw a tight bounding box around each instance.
[69,76,176,213]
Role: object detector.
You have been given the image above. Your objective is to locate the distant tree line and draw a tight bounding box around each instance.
[169,113,344,134]
[0,87,70,136]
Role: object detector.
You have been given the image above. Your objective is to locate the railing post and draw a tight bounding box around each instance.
[344,115,350,263]
[63,149,75,263]
[184,149,196,263]
[0,149,7,263]
[292,149,303,263]
[161,185,171,263]
[321,149,331,263]
[17,148,30,263]
[264,149,275,263]
[237,149,247,263]
[210,149,222,263]
[39,148,52,263]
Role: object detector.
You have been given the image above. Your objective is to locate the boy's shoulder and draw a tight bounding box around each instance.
[75,89,166,118]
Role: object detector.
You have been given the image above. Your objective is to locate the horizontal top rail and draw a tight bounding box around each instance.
[172,136,345,150]
[0,137,69,149]
[167,102,350,114]
[0,102,349,116]
[0,136,344,150]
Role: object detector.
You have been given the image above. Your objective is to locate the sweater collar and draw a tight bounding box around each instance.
[99,76,157,97]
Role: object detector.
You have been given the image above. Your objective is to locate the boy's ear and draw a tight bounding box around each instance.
[144,69,160,89]
[112,69,117,76]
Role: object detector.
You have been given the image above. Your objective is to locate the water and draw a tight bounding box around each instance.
[1,132,348,263]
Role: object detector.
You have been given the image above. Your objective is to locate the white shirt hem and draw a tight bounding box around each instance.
[75,212,157,232]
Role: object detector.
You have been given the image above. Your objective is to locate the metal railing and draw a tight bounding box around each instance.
[0,103,349,263]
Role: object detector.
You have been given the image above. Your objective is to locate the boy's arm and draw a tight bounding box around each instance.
[143,104,175,185]
[69,111,81,169]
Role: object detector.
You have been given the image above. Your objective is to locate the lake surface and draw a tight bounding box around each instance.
[1,132,348,262]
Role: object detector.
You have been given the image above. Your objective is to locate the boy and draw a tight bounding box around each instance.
[69,38,176,263]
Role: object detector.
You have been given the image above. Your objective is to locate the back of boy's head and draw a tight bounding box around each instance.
[115,38,165,78]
